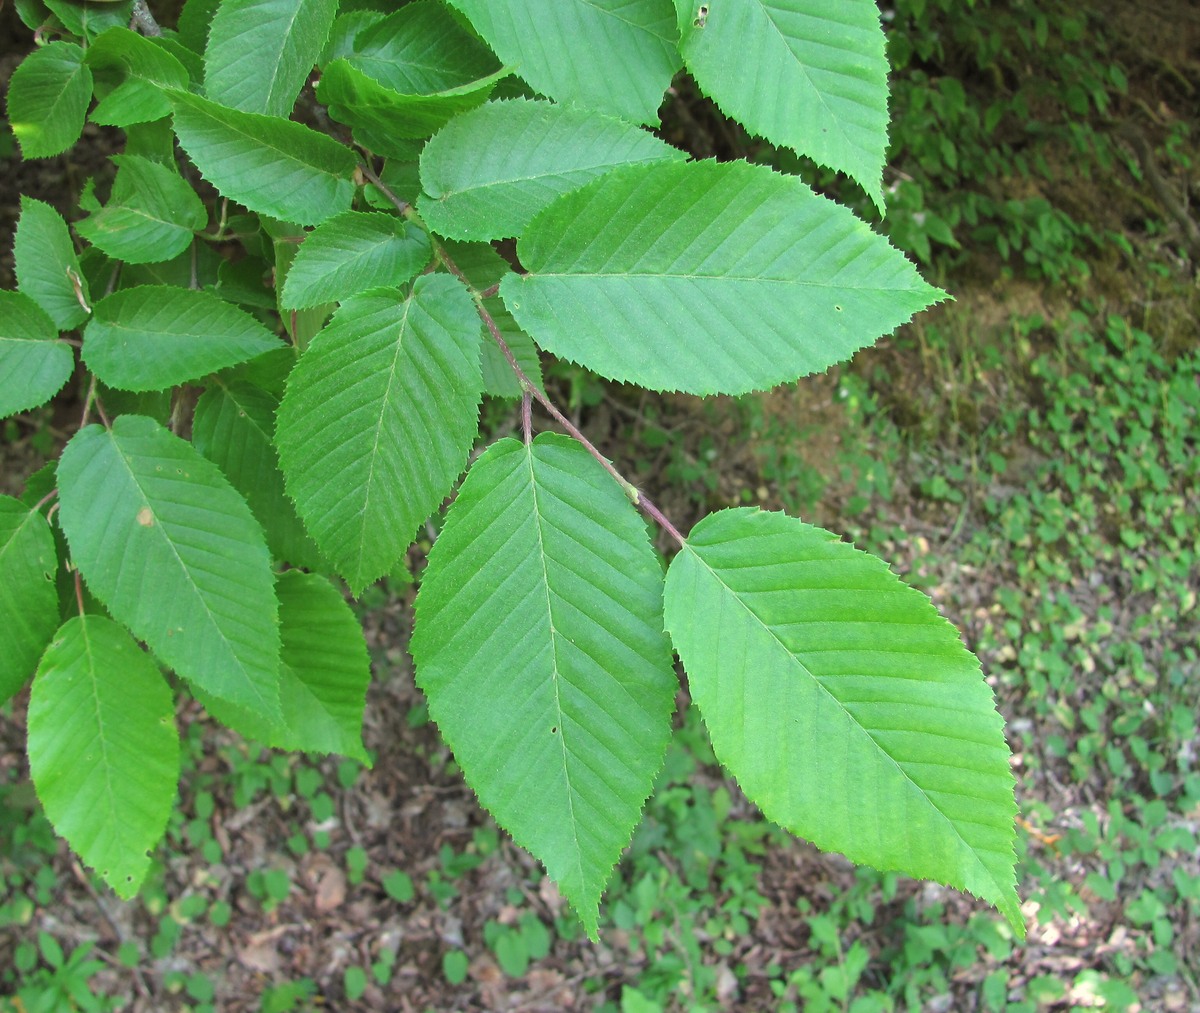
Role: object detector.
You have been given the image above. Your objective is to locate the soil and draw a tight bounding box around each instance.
[2,3,1200,1011]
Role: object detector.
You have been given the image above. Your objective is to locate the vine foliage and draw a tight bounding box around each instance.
[2,0,1022,937]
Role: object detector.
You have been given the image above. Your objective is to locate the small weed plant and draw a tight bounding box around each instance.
[1,0,1022,936]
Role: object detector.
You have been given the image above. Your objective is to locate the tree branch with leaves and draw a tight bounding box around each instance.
[0,0,1022,940]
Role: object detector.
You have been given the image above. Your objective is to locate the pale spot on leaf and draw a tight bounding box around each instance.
[136,507,154,527]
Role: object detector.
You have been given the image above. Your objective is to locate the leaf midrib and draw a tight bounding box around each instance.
[524,270,919,292]
[525,444,587,891]
[352,294,414,579]
[431,154,672,203]
[76,618,130,856]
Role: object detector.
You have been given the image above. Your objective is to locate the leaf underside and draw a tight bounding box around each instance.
[663,508,1022,933]
[411,434,677,939]
[317,58,505,148]
[315,6,505,146]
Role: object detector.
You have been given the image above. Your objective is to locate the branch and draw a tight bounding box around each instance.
[130,0,162,36]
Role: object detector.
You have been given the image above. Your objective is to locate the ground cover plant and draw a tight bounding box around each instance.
[0,0,1024,949]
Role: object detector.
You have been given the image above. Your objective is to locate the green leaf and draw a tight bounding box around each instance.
[83,285,283,391]
[662,508,1022,933]
[122,116,182,164]
[75,155,207,264]
[44,0,132,40]
[446,0,680,124]
[0,497,59,703]
[197,571,371,763]
[205,0,338,117]
[192,380,320,568]
[314,3,505,149]
[6,41,94,158]
[411,434,677,938]
[321,10,385,66]
[352,2,501,93]
[442,241,542,398]
[280,211,431,310]
[96,385,172,428]
[418,98,686,241]
[57,415,281,719]
[213,345,296,400]
[0,290,75,419]
[169,91,356,226]
[262,216,326,334]
[215,256,277,310]
[277,275,483,593]
[85,26,190,127]
[178,0,220,54]
[18,462,58,510]
[502,160,945,395]
[676,0,890,212]
[154,37,205,86]
[27,615,179,898]
[316,58,505,147]
[14,195,91,331]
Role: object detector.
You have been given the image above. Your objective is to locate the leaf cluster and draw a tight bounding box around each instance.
[1,0,1020,937]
